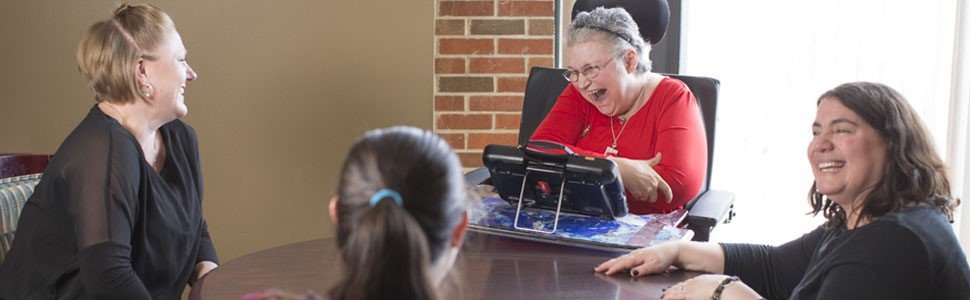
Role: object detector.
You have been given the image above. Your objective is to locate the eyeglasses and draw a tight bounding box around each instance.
[562,57,617,82]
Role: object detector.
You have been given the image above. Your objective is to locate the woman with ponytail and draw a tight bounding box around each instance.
[328,126,468,300]
[242,126,468,300]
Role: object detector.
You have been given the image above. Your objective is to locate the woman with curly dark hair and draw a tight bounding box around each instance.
[595,82,969,300]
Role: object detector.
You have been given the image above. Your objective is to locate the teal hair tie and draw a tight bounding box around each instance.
[369,188,403,207]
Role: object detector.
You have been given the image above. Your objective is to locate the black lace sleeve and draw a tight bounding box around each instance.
[62,126,151,299]
[197,219,218,264]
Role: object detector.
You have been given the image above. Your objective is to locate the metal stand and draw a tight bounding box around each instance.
[512,168,567,234]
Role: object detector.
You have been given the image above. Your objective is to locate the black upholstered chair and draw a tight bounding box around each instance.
[571,0,670,45]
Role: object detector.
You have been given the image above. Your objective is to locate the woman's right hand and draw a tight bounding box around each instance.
[594,241,680,277]
[612,153,673,203]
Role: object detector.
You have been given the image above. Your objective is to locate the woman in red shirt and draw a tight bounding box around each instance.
[531,7,707,214]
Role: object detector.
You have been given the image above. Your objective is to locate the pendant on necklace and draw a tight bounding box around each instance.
[605,145,618,156]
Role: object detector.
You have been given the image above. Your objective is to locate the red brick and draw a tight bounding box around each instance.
[435,19,465,35]
[498,38,553,55]
[468,133,518,149]
[470,96,523,111]
[440,1,494,16]
[440,133,466,149]
[469,57,524,74]
[437,114,493,130]
[470,19,524,35]
[459,152,484,168]
[435,96,464,111]
[496,113,522,129]
[528,19,555,35]
[438,76,493,93]
[498,1,554,16]
[435,58,465,74]
[497,77,528,93]
[439,38,494,55]
[527,57,555,69]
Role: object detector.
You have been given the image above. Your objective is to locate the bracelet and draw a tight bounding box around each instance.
[711,276,740,300]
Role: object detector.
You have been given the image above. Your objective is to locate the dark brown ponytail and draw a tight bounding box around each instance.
[330,126,466,300]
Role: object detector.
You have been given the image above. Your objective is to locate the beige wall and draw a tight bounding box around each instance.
[0,1,433,261]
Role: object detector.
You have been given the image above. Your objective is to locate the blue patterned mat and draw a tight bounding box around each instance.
[469,197,691,249]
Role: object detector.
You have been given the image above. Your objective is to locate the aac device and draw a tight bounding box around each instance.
[482,141,628,234]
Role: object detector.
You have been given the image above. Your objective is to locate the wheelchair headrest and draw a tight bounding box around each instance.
[571,0,670,45]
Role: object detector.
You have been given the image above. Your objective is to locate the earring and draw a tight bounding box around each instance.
[141,84,154,98]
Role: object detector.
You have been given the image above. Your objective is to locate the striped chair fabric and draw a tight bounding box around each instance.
[0,173,42,264]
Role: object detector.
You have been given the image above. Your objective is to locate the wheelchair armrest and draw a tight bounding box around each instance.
[685,189,735,229]
[464,167,492,187]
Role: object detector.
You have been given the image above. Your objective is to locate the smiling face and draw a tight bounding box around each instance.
[144,28,197,120]
[808,97,889,208]
[564,40,636,117]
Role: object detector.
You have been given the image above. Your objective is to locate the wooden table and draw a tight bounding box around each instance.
[190,231,698,299]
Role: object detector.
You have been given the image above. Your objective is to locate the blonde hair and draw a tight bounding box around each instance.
[76,3,174,103]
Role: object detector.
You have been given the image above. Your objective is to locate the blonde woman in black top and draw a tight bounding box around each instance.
[0,4,217,299]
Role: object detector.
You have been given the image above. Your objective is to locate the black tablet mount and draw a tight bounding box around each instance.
[483,141,628,234]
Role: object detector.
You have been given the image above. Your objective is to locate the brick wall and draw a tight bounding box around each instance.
[434,0,557,168]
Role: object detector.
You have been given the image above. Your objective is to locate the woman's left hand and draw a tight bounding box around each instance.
[662,274,760,300]
[612,153,673,203]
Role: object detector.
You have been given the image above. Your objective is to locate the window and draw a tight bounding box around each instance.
[680,0,959,244]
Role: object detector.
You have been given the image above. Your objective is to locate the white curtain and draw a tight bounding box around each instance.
[951,0,970,260]
[680,0,961,245]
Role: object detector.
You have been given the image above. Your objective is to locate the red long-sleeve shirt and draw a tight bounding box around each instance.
[530,77,707,214]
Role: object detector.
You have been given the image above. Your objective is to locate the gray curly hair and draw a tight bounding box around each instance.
[567,7,651,73]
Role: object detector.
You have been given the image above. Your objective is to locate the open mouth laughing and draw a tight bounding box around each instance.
[817,161,845,173]
[587,88,607,103]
